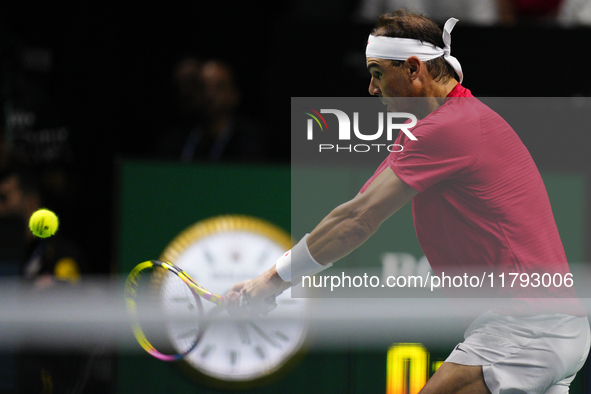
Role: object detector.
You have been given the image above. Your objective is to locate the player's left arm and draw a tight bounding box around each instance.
[227,167,417,313]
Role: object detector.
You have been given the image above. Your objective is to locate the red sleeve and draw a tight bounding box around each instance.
[389,101,482,193]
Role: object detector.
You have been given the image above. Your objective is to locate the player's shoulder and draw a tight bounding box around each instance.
[413,98,483,141]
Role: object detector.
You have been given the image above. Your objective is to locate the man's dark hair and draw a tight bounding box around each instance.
[373,9,459,83]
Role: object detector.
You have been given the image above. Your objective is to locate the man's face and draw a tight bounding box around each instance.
[0,175,27,217]
[173,59,205,116]
[201,62,238,116]
[366,57,428,115]
[367,57,412,100]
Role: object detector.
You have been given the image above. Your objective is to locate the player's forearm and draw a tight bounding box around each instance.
[274,169,415,285]
[307,201,376,264]
[266,264,294,291]
[272,201,373,284]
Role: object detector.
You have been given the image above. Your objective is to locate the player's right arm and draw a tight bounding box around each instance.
[307,167,417,264]
[227,167,417,314]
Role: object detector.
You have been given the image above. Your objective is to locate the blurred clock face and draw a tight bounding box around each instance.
[160,217,307,384]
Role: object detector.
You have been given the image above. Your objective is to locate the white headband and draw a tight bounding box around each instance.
[366,18,463,83]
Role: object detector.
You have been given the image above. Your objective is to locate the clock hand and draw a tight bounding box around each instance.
[171,297,191,302]
[170,296,197,310]
[178,327,199,339]
[274,331,290,342]
[248,322,280,348]
[236,322,251,345]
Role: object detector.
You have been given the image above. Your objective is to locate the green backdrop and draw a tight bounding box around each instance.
[117,160,587,393]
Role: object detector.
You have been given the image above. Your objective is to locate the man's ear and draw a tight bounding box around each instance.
[406,56,422,81]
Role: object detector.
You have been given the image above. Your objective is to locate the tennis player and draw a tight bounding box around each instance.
[227,9,590,393]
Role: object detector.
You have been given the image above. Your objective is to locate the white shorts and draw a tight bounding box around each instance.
[446,311,590,394]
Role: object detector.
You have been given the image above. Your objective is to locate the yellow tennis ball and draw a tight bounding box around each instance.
[29,209,59,238]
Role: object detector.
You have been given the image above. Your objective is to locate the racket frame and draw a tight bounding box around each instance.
[124,259,225,361]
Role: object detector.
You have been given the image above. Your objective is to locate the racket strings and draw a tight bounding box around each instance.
[129,264,205,359]
[160,267,205,355]
[126,260,227,361]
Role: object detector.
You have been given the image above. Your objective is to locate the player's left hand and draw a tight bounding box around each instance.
[226,266,291,316]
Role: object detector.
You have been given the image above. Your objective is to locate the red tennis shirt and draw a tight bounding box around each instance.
[360,84,583,316]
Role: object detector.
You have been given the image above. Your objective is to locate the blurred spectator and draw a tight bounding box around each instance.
[0,164,99,393]
[354,0,499,25]
[0,127,7,170]
[0,165,85,285]
[497,0,565,25]
[557,0,591,26]
[1,34,79,234]
[157,57,271,163]
[353,0,591,26]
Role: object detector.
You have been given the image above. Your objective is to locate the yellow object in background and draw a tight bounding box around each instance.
[54,257,81,283]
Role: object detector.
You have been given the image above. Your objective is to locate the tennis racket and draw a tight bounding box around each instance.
[124,260,225,361]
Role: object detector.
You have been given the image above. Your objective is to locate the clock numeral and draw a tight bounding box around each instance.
[229,350,239,366]
[170,296,196,310]
[255,346,266,360]
[203,249,214,265]
[249,322,280,348]
[275,331,290,342]
[200,344,214,359]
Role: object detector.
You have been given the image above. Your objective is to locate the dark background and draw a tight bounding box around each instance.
[2,2,590,273]
[1,2,590,393]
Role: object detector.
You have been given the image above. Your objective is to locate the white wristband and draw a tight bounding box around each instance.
[275,234,332,283]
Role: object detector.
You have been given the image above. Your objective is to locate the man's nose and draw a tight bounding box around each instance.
[368,79,380,96]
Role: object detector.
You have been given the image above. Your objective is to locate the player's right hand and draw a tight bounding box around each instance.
[226,266,290,316]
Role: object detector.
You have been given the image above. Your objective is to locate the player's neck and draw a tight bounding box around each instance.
[424,79,459,112]
[427,79,458,98]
